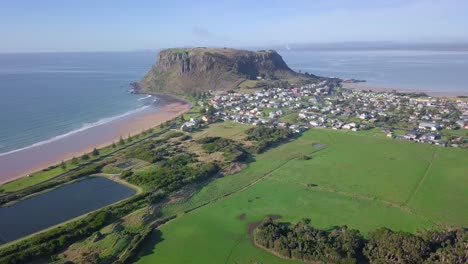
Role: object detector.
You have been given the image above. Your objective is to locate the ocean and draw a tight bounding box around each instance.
[0,51,157,155]
[280,50,468,95]
[1,50,467,157]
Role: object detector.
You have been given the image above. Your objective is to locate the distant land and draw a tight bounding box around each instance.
[138,48,326,94]
[268,41,468,52]
[0,46,467,264]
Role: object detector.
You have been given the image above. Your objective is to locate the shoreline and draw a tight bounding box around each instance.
[0,93,190,185]
[342,83,468,97]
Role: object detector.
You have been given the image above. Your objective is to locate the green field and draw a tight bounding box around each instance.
[134,126,468,263]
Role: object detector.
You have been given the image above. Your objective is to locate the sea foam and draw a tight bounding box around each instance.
[0,104,153,157]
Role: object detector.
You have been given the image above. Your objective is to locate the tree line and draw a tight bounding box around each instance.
[196,136,249,162]
[254,218,467,264]
[127,153,219,193]
[245,126,293,154]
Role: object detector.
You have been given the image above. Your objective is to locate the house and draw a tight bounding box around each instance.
[298,113,309,119]
[404,131,419,140]
[309,120,321,127]
[422,133,440,141]
[342,124,352,130]
[180,121,197,131]
[190,117,200,123]
[419,121,441,131]
[342,122,357,130]
[455,120,465,128]
[202,115,213,123]
[359,113,369,120]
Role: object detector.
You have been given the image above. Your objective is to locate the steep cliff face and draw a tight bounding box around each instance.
[139,48,303,94]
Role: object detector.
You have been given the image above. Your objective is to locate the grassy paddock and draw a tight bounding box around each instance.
[0,165,75,193]
[136,125,468,264]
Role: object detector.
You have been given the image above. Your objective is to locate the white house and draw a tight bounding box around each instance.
[419,122,441,131]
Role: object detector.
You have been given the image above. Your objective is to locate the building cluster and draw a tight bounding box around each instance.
[182,81,468,148]
[455,99,468,129]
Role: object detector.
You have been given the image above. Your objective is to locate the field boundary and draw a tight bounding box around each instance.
[171,141,330,217]
[182,155,299,216]
[266,176,439,227]
[404,149,437,206]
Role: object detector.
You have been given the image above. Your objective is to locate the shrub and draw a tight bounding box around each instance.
[81,154,90,161]
[92,148,99,156]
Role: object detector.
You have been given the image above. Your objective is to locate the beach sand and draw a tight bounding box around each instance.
[343,83,467,97]
[0,94,190,184]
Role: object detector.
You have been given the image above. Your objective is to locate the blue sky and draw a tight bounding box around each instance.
[1,0,467,52]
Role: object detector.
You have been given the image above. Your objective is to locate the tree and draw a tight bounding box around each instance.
[81,154,90,161]
[119,136,125,145]
[127,134,133,142]
[180,115,186,122]
[71,156,79,165]
[447,133,453,144]
[60,161,66,170]
[92,148,99,156]
[111,142,117,148]
[207,105,216,115]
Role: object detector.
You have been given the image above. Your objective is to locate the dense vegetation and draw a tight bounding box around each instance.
[254,218,364,263]
[117,216,176,264]
[254,218,467,264]
[125,140,166,163]
[128,154,219,193]
[137,126,468,264]
[196,136,249,162]
[365,227,467,263]
[0,119,191,263]
[245,126,292,153]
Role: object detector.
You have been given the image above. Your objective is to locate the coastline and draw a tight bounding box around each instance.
[342,83,468,97]
[0,94,190,185]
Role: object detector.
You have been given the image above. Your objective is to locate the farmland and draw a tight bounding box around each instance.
[135,125,468,264]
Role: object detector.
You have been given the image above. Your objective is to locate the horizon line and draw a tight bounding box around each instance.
[1,41,468,54]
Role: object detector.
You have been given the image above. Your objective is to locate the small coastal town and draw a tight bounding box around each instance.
[182,80,468,148]
[2,1,468,263]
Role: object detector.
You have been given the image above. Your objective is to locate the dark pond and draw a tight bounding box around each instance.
[0,177,136,244]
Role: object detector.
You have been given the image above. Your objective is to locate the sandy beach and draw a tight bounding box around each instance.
[343,83,468,97]
[0,94,190,184]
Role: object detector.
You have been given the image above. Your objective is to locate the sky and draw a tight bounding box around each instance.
[0,0,467,52]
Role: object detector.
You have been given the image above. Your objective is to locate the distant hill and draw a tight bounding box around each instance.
[270,41,468,52]
[138,47,317,94]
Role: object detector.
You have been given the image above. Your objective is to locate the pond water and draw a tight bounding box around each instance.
[0,177,136,244]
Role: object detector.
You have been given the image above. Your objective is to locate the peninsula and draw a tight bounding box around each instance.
[138,47,321,94]
[0,48,466,264]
